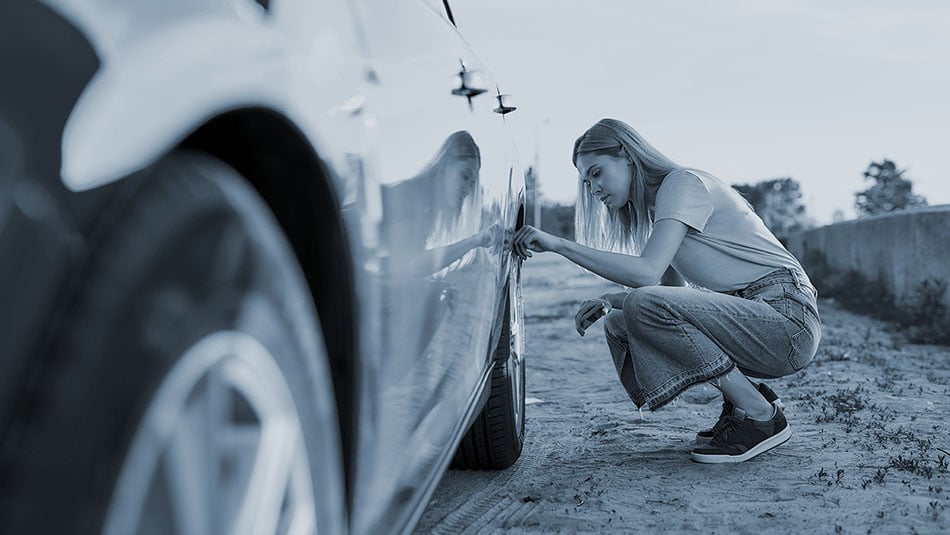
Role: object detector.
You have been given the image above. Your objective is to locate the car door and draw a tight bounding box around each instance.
[349,0,518,531]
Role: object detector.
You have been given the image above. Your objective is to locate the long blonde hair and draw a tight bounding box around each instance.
[573,118,680,255]
[425,130,482,248]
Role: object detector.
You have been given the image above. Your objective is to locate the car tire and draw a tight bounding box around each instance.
[0,152,347,534]
[450,259,525,470]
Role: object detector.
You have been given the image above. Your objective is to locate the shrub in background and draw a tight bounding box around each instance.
[539,203,574,241]
[801,249,949,345]
[907,278,949,345]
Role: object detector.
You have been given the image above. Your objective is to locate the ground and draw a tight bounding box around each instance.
[415,253,949,534]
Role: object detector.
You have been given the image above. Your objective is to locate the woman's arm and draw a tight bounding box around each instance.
[598,292,628,309]
[389,226,498,278]
[513,219,689,288]
[595,260,684,311]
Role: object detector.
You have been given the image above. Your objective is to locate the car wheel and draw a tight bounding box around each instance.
[0,152,346,534]
[451,258,525,469]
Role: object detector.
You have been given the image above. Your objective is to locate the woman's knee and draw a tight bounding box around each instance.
[622,287,667,326]
[604,309,626,339]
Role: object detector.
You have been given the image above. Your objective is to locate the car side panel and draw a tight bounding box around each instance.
[4,2,526,533]
[349,1,516,532]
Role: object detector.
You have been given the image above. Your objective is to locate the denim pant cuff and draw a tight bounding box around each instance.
[640,354,735,410]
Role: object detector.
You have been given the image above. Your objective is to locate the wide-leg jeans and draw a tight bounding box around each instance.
[603,268,821,410]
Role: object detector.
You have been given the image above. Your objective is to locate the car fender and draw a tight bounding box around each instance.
[44,0,295,192]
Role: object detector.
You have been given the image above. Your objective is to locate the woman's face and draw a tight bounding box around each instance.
[441,157,479,210]
[575,152,632,211]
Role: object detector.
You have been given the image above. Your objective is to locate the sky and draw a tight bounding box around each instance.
[449,0,950,224]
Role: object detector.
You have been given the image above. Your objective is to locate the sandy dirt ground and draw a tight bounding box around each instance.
[415,253,949,534]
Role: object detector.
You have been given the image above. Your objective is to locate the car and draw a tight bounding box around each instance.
[0,1,526,533]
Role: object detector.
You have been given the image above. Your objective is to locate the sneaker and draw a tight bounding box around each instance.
[695,382,781,445]
[691,404,792,463]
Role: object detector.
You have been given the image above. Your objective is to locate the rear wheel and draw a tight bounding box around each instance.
[451,259,525,469]
[0,152,346,534]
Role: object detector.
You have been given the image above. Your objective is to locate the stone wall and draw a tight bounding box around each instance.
[786,205,950,311]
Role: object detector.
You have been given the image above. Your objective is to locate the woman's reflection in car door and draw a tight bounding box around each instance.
[376,131,501,464]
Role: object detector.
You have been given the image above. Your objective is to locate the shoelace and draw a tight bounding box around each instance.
[710,402,733,431]
[718,399,734,417]
[710,415,744,446]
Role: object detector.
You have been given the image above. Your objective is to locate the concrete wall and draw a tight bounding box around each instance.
[786,205,950,310]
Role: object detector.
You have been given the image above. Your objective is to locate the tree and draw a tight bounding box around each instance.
[732,177,809,240]
[854,159,927,217]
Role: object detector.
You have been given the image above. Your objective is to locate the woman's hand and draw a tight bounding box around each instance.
[512,225,560,260]
[574,298,611,337]
[477,223,504,250]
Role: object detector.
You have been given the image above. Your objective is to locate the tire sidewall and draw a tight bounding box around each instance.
[1,153,344,534]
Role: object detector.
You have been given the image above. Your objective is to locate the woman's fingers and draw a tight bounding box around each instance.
[520,227,532,258]
[524,227,540,252]
[483,223,504,252]
[513,226,534,259]
[512,230,525,259]
[518,225,553,254]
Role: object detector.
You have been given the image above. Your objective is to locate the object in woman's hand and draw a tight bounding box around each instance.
[578,301,610,336]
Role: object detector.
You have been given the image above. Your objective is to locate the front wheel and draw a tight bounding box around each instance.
[0,152,347,534]
[451,259,525,470]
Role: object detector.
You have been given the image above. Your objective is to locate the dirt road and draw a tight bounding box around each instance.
[415,253,949,534]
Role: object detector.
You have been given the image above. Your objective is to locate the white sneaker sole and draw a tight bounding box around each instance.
[691,425,792,464]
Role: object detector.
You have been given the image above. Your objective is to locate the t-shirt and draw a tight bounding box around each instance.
[653,168,812,293]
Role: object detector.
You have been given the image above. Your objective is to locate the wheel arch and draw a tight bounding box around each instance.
[486,198,527,364]
[178,107,359,501]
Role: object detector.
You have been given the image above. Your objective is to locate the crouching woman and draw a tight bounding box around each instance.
[512,118,821,463]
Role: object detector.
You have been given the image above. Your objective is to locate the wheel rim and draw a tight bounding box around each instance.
[103,331,316,535]
[508,260,525,435]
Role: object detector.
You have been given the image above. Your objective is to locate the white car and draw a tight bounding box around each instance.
[0,1,526,533]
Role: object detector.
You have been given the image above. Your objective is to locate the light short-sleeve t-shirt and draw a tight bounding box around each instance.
[653,168,811,292]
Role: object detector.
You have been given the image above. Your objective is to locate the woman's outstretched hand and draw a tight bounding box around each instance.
[512,225,559,260]
[477,223,506,250]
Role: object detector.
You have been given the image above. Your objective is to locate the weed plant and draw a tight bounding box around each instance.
[801,249,950,345]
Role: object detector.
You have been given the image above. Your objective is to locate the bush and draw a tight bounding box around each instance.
[801,249,950,345]
[907,279,949,344]
[539,203,574,240]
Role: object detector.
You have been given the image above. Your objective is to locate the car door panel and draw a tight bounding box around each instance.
[350,1,515,531]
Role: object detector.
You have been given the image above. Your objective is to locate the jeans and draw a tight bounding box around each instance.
[603,268,821,410]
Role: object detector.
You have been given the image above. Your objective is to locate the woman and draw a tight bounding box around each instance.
[380,130,490,277]
[379,130,502,370]
[512,118,821,463]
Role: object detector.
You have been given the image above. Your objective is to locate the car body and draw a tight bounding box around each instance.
[0,1,526,533]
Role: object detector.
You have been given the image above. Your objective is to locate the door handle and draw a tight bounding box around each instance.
[493,89,516,115]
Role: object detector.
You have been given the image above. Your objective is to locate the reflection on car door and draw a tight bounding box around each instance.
[351,1,515,532]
